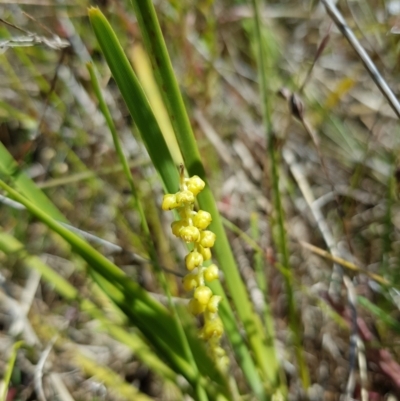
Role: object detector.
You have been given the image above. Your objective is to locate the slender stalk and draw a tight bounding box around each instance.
[0,341,23,401]
[250,213,267,294]
[37,159,148,189]
[252,0,310,389]
[321,0,400,119]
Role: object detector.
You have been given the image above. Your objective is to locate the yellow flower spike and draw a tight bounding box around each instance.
[193,210,212,230]
[162,170,226,366]
[185,251,204,271]
[179,226,200,243]
[199,230,216,248]
[207,295,222,313]
[161,194,179,210]
[186,175,205,196]
[171,220,187,237]
[182,273,199,292]
[194,285,213,305]
[198,245,212,261]
[176,190,195,205]
[188,298,207,315]
[204,264,219,282]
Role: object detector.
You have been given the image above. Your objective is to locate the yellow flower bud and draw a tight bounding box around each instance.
[171,220,187,237]
[188,298,206,315]
[185,251,203,271]
[187,175,205,196]
[199,245,212,260]
[179,226,200,243]
[176,190,195,205]
[204,264,219,282]
[202,317,224,340]
[199,230,216,248]
[182,273,199,291]
[207,295,222,312]
[193,210,212,230]
[162,194,179,210]
[194,285,213,305]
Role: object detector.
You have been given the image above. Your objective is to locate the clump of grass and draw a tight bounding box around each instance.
[2,1,400,400]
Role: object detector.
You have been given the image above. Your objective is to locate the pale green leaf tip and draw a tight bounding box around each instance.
[88,6,101,17]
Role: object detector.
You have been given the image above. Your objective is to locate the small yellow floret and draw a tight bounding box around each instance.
[176,190,195,205]
[171,220,186,237]
[199,245,212,260]
[187,175,205,196]
[182,273,199,291]
[193,210,212,230]
[202,317,224,340]
[185,251,203,271]
[194,285,213,305]
[162,194,179,210]
[204,264,219,282]
[179,226,200,243]
[207,295,222,312]
[188,298,206,315]
[199,230,216,248]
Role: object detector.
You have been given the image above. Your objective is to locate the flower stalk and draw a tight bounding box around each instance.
[162,166,228,369]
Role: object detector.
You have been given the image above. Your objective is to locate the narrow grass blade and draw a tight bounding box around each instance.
[74,354,154,401]
[88,8,179,194]
[250,213,267,294]
[0,143,65,221]
[0,340,23,401]
[300,241,391,287]
[358,296,400,335]
[130,44,183,165]
[252,0,309,389]
[87,62,140,202]
[381,158,395,279]
[0,101,36,129]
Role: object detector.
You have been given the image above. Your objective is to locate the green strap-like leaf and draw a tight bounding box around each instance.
[0,142,66,221]
[88,8,179,194]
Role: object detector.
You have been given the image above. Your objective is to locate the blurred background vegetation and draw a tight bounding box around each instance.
[1,0,400,400]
